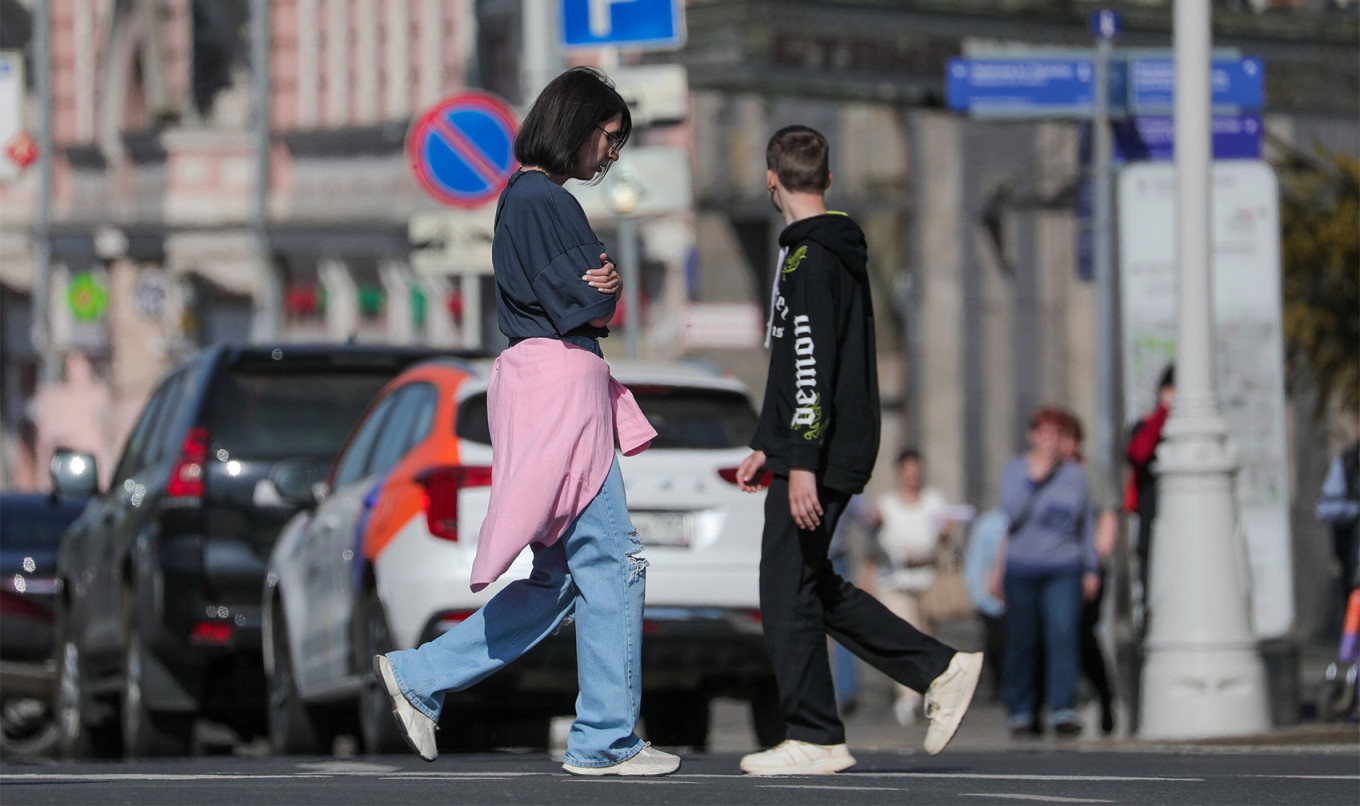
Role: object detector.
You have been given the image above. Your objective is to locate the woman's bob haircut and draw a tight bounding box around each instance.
[514,67,632,181]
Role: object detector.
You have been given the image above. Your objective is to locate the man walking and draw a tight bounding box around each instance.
[735,125,982,775]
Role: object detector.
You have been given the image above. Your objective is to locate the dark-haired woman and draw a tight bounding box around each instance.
[376,68,680,777]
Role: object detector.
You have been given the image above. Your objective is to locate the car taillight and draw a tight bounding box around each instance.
[416,465,493,542]
[717,467,773,487]
[435,610,477,633]
[189,620,233,645]
[167,427,210,499]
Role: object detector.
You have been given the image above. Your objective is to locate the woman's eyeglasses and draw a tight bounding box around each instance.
[596,125,623,155]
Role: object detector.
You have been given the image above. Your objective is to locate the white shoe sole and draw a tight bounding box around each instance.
[740,755,857,775]
[373,655,437,762]
[925,652,983,756]
[562,754,681,776]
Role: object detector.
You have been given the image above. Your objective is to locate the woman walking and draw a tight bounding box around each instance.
[865,448,954,725]
[374,67,680,777]
[991,407,1100,737]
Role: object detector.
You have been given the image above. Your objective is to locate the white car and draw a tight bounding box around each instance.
[262,357,780,754]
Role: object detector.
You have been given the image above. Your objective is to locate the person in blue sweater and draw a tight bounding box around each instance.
[990,406,1099,737]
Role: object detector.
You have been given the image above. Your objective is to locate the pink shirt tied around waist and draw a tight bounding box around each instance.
[469,338,656,592]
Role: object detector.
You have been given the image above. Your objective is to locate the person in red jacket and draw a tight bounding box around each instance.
[1125,364,1175,620]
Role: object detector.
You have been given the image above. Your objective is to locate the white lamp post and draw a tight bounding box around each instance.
[1138,0,1270,739]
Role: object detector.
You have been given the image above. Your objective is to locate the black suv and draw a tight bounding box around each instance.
[50,344,459,757]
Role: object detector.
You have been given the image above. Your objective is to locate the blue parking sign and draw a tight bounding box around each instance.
[561,0,685,50]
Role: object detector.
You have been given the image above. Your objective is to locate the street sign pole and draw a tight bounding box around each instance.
[30,0,56,384]
[1139,0,1269,740]
[1090,13,1127,720]
[1092,8,1120,497]
[250,0,279,343]
[524,0,564,101]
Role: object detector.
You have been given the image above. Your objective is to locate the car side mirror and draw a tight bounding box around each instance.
[50,449,99,497]
[270,459,326,509]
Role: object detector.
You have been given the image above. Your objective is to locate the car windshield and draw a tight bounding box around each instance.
[0,501,85,549]
[456,385,757,450]
[205,369,395,457]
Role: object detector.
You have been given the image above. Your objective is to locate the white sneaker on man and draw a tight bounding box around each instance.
[373,654,438,762]
[562,743,681,776]
[739,740,857,775]
[923,651,984,755]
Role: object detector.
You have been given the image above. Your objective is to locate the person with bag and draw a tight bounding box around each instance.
[734,125,982,776]
[862,448,962,725]
[373,67,680,777]
[989,406,1099,738]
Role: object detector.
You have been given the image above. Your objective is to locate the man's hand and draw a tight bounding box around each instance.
[735,450,768,492]
[583,253,621,295]
[788,468,823,530]
[1082,571,1101,602]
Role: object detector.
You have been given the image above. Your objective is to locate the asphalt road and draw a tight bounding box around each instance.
[2,746,1357,805]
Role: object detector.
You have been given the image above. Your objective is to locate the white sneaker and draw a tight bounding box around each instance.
[373,654,438,762]
[562,743,681,776]
[739,740,857,775]
[923,651,983,755]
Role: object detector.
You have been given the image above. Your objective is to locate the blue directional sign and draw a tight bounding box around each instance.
[947,58,1091,117]
[947,57,1125,119]
[407,92,518,208]
[1111,112,1263,162]
[1089,9,1122,39]
[561,0,685,51]
[1128,56,1264,113]
[949,55,1263,119]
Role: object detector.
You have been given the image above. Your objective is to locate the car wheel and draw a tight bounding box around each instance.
[121,618,193,757]
[54,612,120,759]
[268,605,334,755]
[748,678,785,748]
[0,695,59,759]
[641,691,711,750]
[355,587,408,754]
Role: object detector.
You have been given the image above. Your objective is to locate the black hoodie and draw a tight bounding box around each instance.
[751,213,881,494]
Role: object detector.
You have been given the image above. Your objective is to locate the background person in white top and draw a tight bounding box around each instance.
[864,448,954,724]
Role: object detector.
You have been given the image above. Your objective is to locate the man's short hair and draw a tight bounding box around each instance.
[766,125,830,193]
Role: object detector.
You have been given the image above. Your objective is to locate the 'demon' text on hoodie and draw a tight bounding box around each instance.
[751,213,881,494]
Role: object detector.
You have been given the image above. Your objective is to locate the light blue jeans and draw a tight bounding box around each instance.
[384,457,648,767]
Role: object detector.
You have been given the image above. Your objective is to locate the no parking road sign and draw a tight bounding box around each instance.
[407,92,518,208]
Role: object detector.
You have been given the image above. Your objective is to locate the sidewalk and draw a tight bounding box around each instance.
[708,619,1360,754]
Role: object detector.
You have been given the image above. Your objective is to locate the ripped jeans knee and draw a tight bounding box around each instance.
[626,528,649,584]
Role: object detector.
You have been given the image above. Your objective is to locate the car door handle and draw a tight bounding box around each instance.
[320,516,340,531]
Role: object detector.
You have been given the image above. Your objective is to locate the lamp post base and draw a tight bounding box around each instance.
[1140,642,1270,740]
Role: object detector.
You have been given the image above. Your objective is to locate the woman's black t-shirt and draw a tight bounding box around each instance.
[491,170,616,341]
